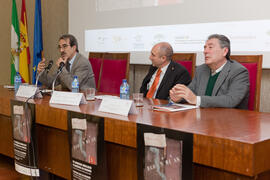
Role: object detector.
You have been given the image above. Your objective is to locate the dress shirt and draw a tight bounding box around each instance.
[68,53,77,71]
[147,63,170,98]
[196,61,227,106]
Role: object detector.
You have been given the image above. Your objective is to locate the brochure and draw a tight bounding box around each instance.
[152,102,197,112]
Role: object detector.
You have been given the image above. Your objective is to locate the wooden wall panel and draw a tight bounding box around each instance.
[194,134,254,176]
[105,118,137,148]
[36,105,68,131]
[0,115,14,158]
[36,125,71,179]
[106,143,137,180]
[254,140,270,175]
[0,96,11,116]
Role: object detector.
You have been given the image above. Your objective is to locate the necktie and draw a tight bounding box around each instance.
[66,62,70,72]
[146,68,162,98]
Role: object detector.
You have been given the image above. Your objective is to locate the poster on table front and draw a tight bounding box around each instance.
[10,100,39,177]
[137,124,193,180]
[68,111,107,180]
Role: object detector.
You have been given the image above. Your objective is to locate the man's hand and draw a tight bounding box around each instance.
[56,57,67,67]
[37,58,46,73]
[170,84,197,105]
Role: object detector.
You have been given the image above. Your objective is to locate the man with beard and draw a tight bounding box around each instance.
[37,34,95,91]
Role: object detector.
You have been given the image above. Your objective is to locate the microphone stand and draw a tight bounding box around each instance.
[52,69,63,93]
[35,70,45,86]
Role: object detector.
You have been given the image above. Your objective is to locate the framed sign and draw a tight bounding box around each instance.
[137,124,193,180]
[68,111,107,180]
[11,100,39,177]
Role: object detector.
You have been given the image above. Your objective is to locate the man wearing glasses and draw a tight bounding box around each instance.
[37,34,95,91]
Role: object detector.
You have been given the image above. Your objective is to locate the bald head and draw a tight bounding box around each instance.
[149,42,173,68]
[155,42,173,61]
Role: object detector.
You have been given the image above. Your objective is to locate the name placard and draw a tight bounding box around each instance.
[16,85,41,98]
[98,98,137,116]
[50,91,87,106]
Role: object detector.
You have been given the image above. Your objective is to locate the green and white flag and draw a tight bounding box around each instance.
[11,0,20,85]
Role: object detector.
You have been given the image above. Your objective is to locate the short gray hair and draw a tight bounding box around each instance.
[208,34,230,60]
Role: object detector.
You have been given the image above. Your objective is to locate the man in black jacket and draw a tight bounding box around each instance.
[140,42,191,100]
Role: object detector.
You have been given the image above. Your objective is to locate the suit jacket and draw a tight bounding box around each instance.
[188,60,249,109]
[39,53,96,91]
[140,61,191,100]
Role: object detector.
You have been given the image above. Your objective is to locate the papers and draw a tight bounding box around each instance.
[50,91,87,106]
[98,98,137,116]
[152,103,197,112]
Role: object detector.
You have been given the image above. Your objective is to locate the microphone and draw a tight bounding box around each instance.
[35,60,54,86]
[57,62,65,73]
[45,60,53,73]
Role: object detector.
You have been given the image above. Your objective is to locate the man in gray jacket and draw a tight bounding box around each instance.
[170,34,249,109]
[37,34,95,91]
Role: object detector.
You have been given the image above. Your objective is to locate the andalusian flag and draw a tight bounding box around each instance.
[11,0,20,85]
[19,0,30,83]
[32,0,43,84]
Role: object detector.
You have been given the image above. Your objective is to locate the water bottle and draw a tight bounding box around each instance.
[72,76,79,93]
[14,72,22,95]
[120,79,130,99]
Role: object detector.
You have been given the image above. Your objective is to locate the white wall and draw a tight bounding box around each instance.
[69,0,270,67]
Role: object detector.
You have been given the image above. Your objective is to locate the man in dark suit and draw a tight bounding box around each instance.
[37,34,95,91]
[170,34,249,109]
[140,42,191,100]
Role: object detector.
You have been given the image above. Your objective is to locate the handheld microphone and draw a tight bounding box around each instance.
[45,60,53,72]
[57,62,65,73]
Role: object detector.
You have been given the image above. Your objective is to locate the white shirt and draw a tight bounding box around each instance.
[196,61,227,106]
[147,62,170,98]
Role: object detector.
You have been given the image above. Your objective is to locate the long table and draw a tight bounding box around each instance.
[1,86,270,179]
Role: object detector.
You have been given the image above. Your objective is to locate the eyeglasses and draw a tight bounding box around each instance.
[57,44,71,50]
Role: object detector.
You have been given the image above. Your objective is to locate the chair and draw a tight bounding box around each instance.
[172,53,196,78]
[230,55,263,111]
[98,53,130,94]
[89,52,103,88]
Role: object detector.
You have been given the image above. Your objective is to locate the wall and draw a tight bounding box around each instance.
[69,0,270,67]
[0,0,68,85]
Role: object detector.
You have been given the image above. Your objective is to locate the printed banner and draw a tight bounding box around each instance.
[68,112,107,180]
[137,124,193,180]
[11,100,39,177]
